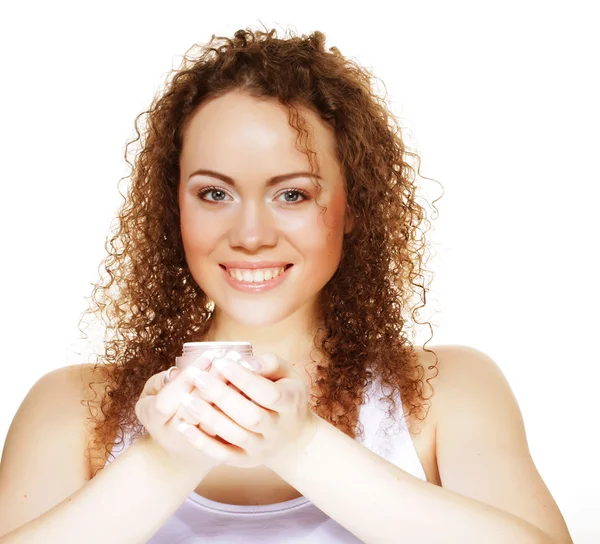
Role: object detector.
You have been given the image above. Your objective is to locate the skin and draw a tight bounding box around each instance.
[178,89,353,372]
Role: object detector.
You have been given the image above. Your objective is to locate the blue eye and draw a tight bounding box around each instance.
[197,186,230,202]
[277,189,309,204]
[196,187,309,204]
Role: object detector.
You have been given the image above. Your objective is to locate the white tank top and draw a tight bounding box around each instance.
[105,377,427,543]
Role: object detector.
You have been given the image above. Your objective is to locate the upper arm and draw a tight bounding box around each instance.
[434,345,572,544]
[0,364,91,537]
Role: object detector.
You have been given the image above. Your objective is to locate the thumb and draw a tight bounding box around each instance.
[249,352,290,380]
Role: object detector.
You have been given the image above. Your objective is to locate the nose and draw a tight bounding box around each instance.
[228,201,278,252]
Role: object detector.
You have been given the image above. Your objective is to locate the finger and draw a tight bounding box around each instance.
[212,357,281,410]
[191,369,265,431]
[152,366,207,421]
[140,368,179,398]
[181,393,257,448]
[181,355,214,373]
[208,351,246,382]
[176,421,245,462]
[200,423,218,437]
[251,352,291,380]
[173,403,218,437]
[179,388,219,437]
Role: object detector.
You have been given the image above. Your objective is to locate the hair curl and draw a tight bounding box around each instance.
[80,25,442,476]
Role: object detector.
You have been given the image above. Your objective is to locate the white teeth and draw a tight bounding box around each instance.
[227,267,285,283]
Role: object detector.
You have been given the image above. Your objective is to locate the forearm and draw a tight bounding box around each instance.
[0,434,212,544]
[269,416,554,544]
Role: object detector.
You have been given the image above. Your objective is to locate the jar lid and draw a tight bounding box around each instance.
[183,341,251,346]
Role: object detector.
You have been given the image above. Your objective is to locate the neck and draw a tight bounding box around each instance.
[200,306,326,374]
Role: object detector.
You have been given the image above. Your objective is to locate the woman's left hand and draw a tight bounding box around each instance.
[177,352,319,469]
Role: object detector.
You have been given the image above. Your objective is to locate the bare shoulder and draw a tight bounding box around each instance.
[405,343,458,424]
[75,362,112,410]
[411,343,507,421]
[77,363,117,475]
[405,344,503,443]
[0,364,104,535]
[40,363,116,478]
[53,363,111,431]
[418,342,532,453]
[417,344,573,543]
[41,362,111,468]
[405,344,463,443]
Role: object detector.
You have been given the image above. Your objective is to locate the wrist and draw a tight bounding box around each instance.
[267,412,321,474]
[137,432,218,481]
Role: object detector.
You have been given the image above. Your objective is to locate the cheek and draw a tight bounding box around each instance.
[319,191,347,238]
[179,204,219,260]
[298,199,347,267]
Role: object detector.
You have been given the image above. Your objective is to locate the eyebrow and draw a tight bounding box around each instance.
[187,169,322,187]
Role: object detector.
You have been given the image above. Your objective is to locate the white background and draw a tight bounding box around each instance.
[0,1,597,541]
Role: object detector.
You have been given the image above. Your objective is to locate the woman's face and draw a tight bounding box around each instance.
[178,90,353,327]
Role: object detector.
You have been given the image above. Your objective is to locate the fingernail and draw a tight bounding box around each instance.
[181,393,201,414]
[192,356,213,370]
[201,349,220,362]
[213,357,235,378]
[177,421,198,441]
[240,357,262,371]
[225,350,242,362]
[194,375,208,390]
[188,367,209,389]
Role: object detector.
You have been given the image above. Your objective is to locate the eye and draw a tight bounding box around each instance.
[197,186,231,203]
[276,189,310,204]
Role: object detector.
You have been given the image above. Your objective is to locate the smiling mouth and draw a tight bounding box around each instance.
[219,264,293,283]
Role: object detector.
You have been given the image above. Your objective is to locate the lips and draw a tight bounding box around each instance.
[220,261,293,270]
[220,263,293,293]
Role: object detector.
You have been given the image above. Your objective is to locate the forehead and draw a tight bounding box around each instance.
[179,91,338,174]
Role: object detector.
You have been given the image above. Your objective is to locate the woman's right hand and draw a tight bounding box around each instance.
[134,360,221,468]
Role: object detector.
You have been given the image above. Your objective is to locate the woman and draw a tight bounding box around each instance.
[0,27,571,543]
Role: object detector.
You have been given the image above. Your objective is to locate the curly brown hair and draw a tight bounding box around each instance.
[80,25,441,476]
